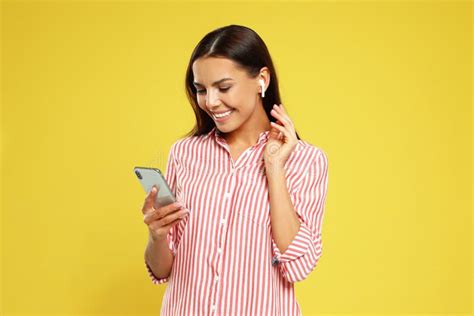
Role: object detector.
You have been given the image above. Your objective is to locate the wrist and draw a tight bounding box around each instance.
[149,232,167,244]
[264,163,285,177]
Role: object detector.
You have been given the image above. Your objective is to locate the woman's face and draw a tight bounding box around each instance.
[192,57,269,134]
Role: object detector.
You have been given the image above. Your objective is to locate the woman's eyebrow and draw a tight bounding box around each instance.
[193,78,234,87]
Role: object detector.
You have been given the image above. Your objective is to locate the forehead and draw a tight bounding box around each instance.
[192,57,246,84]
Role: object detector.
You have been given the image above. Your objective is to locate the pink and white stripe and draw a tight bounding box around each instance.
[145,126,329,315]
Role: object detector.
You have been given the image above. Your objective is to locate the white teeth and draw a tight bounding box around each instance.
[213,110,233,118]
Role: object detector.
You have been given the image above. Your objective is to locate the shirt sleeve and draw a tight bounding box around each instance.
[270,148,329,283]
[145,141,186,285]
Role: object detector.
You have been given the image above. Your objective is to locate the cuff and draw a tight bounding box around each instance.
[145,260,170,284]
[271,221,313,265]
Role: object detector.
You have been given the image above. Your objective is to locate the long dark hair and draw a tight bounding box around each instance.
[182,24,301,140]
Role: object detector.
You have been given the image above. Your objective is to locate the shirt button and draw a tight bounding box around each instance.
[215,275,219,282]
[272,256,280,266]
[220,218,226,224]
[217,248,222,254]
[211,305,216,311]
[224,192,231,198]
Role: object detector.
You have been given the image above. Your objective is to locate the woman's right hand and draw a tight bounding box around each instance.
[142,185,189,242]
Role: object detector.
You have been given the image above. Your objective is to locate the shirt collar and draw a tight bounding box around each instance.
[206,126,271,147]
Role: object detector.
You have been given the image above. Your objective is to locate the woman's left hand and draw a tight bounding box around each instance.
[263,103,298,170]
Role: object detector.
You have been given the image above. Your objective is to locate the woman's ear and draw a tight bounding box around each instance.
[258,67,271,89]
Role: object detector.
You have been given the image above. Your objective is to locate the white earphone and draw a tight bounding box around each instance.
[259,79,265,98]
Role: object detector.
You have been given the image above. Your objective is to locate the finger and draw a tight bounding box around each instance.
[269,121,281,139]
[144,203,186,225]
[277,103,289,115]
[149,216,182,232]
[270,108,293,132]
[278,103,287,112]
[143,209,189,227]
[153,188,161,210]
[157,201,185,219]
[273,104,294,129]
[142,185,159,215]
[162,208,189,225]
[275,104,294,130]
[161,217,182,229]
[270,121,290,140]
[149,207,189,226]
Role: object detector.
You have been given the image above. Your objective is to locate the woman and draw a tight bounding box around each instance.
[143,24,329,315]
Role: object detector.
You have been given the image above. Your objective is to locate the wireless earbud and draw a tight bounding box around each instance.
[259,79,265,98]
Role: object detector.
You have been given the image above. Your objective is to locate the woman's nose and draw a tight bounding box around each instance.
[206,90,220,107]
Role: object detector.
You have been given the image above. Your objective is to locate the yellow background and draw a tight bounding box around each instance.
[1,1,471,315]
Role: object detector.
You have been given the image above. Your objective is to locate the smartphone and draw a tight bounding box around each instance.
[134,166,176,207]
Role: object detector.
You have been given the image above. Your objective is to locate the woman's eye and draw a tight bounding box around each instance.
[196,87,231,94]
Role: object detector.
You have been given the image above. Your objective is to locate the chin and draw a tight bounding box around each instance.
[216,125,233,133]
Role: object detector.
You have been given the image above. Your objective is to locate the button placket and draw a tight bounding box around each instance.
[211,167,235,314]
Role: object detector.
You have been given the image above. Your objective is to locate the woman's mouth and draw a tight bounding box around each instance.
[212,109,234,122]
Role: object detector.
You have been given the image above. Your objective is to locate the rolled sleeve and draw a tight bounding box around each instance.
[144,142,180,285]
[145,260,170,284]
[271,149,329,283]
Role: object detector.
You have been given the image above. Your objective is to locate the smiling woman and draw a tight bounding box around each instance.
[143,24,329,316]
[184,25,302,147]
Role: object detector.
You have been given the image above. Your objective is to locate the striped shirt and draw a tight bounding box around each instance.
[145,126,329,315]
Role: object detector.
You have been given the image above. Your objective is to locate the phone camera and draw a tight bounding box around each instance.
[135,170,142,179]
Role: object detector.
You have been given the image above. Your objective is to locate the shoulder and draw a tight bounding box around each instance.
[284,140,328,192]
[288,139,328,182]
[287,141,328,194]
[169,133,209,158]
[293,139,328,169]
